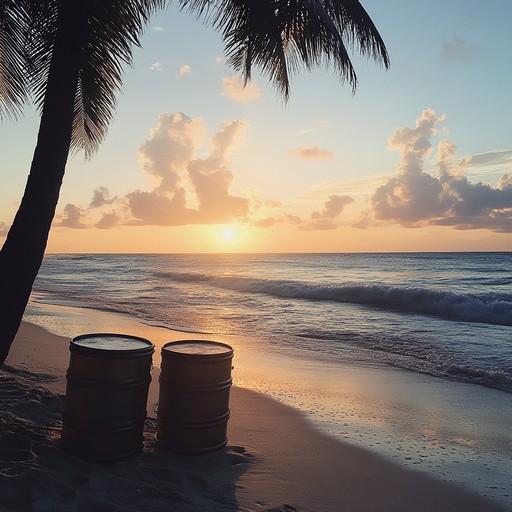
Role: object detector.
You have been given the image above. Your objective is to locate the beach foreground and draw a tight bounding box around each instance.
[1,321,507,512]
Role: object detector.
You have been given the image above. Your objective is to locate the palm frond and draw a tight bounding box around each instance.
[68,0,168,158]
[17,0,166,157]
[26,0,60,114]
[0,0,33,119]
[180,0,389,101]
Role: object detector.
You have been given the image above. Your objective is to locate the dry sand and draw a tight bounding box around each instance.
[1,321,507,512]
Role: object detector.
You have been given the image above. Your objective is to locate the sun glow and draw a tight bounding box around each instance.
[222,229,234,240]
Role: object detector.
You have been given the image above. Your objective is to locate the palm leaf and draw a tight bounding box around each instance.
[180,0,389,101]
[1,0,388,155]
[0,0,33,119]
[68,0,167,158]
[4,0,166,157]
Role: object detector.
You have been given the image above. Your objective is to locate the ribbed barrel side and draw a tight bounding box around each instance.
[156,340,233,454]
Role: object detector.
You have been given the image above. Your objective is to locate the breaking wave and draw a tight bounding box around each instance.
[157,271,512,326]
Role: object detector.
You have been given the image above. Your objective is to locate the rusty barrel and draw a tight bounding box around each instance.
[61,333,154,462]
[156,340,233,454]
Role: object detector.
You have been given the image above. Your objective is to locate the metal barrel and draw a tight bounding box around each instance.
[156,340,234,454]
[60,333,154,463]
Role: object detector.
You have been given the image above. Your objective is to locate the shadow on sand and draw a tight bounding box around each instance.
[0,366,258,512]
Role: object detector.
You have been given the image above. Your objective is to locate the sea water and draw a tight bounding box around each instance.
[30,252,512,392]
[25,252,512,506]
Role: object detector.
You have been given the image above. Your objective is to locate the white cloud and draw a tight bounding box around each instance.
[127,113,249,226]
[127,188,197,226]
[188,163,248,223]
[137,112,204,194]
[288,146,334,160]
[251,194,353,231]
[471,150,512,169]
[58,115,250,229]
[497,174,512,190]
[176,64,193,79]
[369,110,512,232]
[468,150,512,183]
[149,62,163,71]
[222,76,261,103]
[301,195,353,230]
[253,214,302,228]
[211,119,247,160]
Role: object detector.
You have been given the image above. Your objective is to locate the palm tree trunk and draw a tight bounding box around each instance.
[0,2,88,366]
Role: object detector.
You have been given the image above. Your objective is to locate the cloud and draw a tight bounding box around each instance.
[215,56,224,65]
[441,36,477,62]
[58,204,88,229]
[152,26,164,32]
[56,114,251,230]
[59,186,123,229]
[431,173,512,232]
[128,114,249,226]
[369,109,512,232]
[222,76,261,103]
[471,150,512,168]
[0,221,8,237]
[288,146,334,160]
[253,214,302,228]
[95,212,121,229]
[175,65,193,79]
[149,62,163,71]
[137,112,203,193]
[498,174,512,190]
[89,187,116,209]
[301,195,353,230]
[251,194,353,231]
[371,109,449,223]
[127,188,197,226]
[211,119,247,160]
[468,150,512,182]
[188,164,249,223]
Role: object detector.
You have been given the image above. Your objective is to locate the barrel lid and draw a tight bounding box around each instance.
[71,333,154,352]
[162,340,233,356]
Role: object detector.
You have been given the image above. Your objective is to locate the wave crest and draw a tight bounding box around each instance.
[158,271,512,326]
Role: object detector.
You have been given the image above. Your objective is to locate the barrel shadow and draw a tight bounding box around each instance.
[0,366,253,511]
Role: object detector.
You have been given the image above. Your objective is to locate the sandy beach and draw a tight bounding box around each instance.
[0,318,508,512]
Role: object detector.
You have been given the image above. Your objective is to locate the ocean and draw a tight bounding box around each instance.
[30,252,512,392]
[25,252,512,507]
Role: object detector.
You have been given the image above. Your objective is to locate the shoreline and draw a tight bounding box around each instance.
[23,300,512,505]
[2,318,509,511]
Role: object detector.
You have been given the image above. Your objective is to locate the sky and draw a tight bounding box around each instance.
[1,0,512,253]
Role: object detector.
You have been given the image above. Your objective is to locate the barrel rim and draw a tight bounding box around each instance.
[161,339,233,359]
[70,333,155,356]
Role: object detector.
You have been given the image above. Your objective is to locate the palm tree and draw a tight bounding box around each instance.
[0,0,389,366]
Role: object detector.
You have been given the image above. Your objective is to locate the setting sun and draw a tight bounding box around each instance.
[222,229,234,240]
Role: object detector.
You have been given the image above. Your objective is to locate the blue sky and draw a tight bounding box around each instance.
[1,0,511,252]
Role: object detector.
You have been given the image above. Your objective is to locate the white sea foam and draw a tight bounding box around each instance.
[158,271,512,326]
